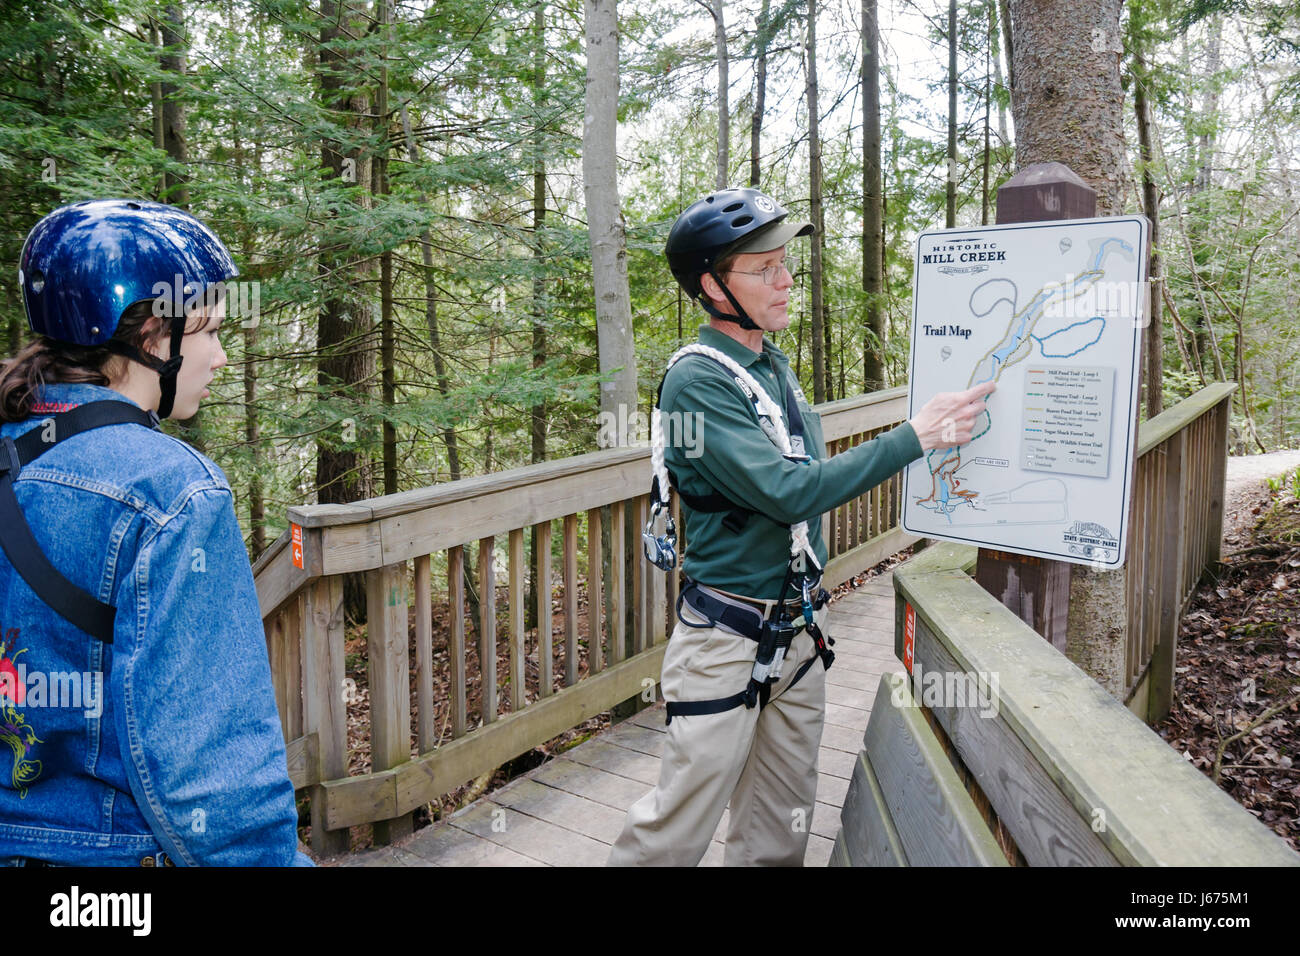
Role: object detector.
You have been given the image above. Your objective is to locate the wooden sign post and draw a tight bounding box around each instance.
[975,162,1099,650]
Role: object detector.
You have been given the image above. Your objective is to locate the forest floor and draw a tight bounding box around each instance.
[306,452,1300,857]
[1154,450,1300,853]
[1153,451,1300,852]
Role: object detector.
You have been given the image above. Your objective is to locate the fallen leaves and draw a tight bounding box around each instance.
[1157,480,1300,852]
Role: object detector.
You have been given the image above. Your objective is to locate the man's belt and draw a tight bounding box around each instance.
[665,578,832,725]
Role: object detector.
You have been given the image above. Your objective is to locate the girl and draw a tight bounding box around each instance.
[0,199,309,865]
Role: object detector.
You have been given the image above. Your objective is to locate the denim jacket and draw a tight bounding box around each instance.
[0,383,311,865]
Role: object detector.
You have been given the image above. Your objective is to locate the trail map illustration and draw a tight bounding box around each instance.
[901,216,1148,567]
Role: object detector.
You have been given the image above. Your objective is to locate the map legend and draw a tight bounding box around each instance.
[1020,365,1115,478]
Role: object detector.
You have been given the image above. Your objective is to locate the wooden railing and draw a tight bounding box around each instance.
[835,537,1298,866]
[1123,382,1234,717]
[254,386,916,854]
[830,384,1300,867]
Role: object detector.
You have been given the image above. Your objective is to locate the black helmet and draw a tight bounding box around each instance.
[665,187,812,329]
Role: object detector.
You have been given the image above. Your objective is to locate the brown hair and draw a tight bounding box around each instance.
[712,249,742,278]
[0,300,163,422]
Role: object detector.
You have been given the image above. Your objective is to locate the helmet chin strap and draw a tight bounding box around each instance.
[701,267,761,331]
[104,314,186,419]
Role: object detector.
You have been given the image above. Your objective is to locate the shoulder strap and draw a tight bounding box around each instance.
[651,348,781,531]
[0,401,161,643]
[650,345,821,572]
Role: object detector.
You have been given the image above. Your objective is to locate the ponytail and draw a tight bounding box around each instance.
[0,301,160,423]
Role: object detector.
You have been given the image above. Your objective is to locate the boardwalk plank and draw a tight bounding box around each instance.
[564,739,662,786]
[803,832,835,867]
[399,819,547,867]
[826,682,878,709]
[492,777,627,845]
[626,704,669,733]
[532,757,649,811]
[812,801,841,840]
[817,746,858,780]
[816,772,851,808]
[820,722,867,754]
[450,801,610,866]
[601,721,667,757]
[824,702,871,733]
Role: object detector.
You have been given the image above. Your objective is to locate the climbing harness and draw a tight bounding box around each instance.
[644,345,836,724]
[0,401,161,642]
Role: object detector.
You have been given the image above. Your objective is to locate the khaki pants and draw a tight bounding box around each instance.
[607,603,827,867]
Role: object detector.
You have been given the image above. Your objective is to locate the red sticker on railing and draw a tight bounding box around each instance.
[903,602,915,675]
[291,523,304,570]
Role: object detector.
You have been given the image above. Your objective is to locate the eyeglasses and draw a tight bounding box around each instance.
[726,257,799,286]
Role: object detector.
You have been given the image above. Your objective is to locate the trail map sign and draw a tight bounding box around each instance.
[901,215,1149,568]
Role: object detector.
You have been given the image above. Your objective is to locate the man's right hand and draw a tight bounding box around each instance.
[907,380,997,451]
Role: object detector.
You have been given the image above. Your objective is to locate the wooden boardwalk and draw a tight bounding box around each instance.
[342,575,902,867]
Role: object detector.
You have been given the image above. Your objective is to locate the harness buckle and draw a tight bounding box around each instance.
[750,616,797,688]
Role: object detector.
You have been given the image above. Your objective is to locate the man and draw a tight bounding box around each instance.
[607,187,994,866]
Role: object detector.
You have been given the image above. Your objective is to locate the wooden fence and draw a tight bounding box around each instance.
[830,541,1298,866]
[1123,382,1234,718]
[831,383,1300,866]
[254,385,916,854]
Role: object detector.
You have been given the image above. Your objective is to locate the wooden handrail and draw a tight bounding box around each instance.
[892,540,1298,865]
[254,388,910,616]
[254,385,915,853]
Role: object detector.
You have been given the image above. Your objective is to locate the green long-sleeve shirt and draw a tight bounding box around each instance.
[662,325,922,599]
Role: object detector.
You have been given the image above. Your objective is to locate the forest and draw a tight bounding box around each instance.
[1,0,1296,558]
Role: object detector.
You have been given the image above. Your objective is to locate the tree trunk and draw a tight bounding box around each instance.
[1190,15,1223,382]
[231,92,265,558]
[807,0,826,404]
[316,0,376,510]
[377,0,397,495]
[750,0,770,187]
[400,105,461,481]
[529,1,549,631]
[1130,10,1163,417]
[706,0,728,189]
[155,4,206,450]
[157,5,189,207]
[1008,0,1132,699]
[1008,0,1128,213]
[862,0,885,391]
[583,0,638,445]
[946,0,957,227]
[981,11,991,226]
[993,0,1010,146]
[998,0,1015,98]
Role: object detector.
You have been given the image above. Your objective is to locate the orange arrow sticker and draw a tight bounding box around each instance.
[903,603,915,675]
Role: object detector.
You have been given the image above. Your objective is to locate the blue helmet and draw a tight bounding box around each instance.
[19,199,238,419]
[20,199,238,346]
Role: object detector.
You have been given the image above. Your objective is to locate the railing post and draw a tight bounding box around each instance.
[1149,430,1186,723]
[264,596,303,742]
[508,528,526,712]
[303,574,349,856]
[478,536,497,722]
[366,561,413,844]
[414,553,435,753]
[448,545,467,737]
[976,162,1095,651]
[1206,397,1231,567]
[535,521,553,698]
